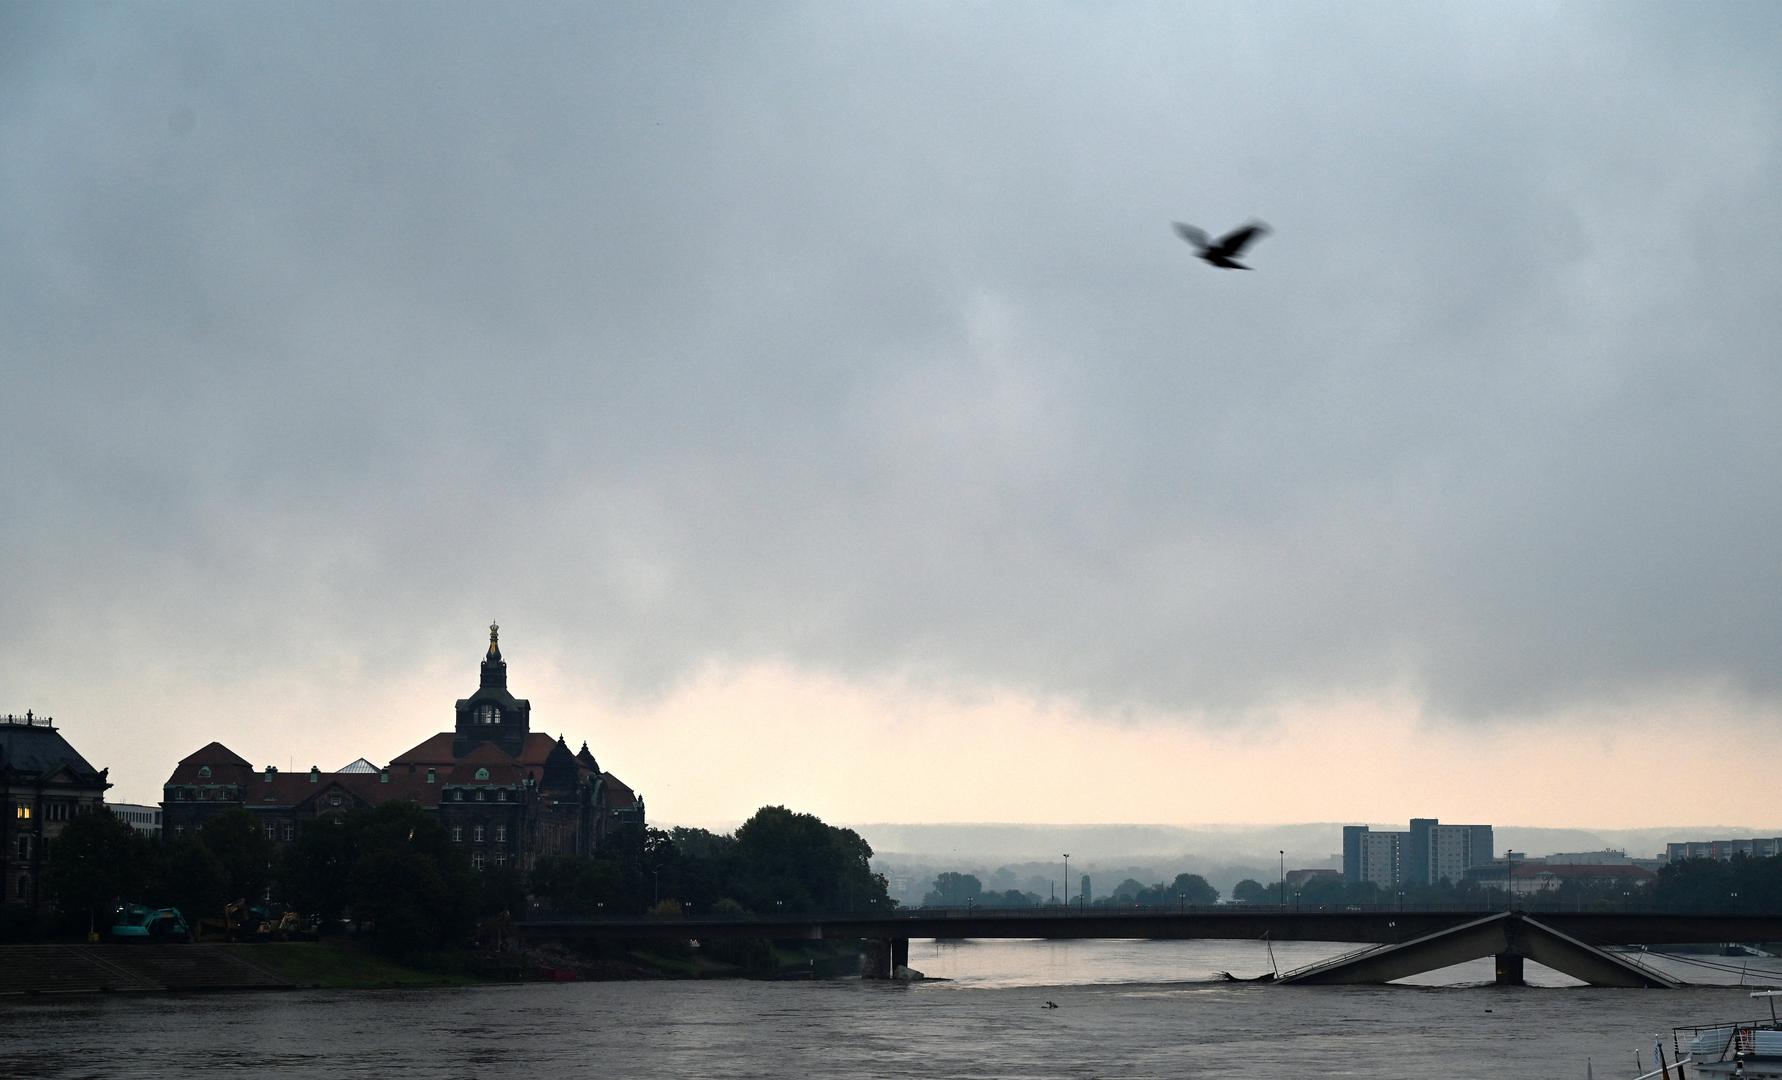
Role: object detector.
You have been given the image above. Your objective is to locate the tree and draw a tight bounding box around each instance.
[922,872,984,907]
[732,805,890,914]
[45,807,158,935]
[277,818,356,926]
[345,802,475,955]
[194,810,273,911]
[1168,873,1219,905]
[1231,879,1269,904]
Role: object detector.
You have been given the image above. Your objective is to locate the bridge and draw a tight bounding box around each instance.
[515,907,1782,987]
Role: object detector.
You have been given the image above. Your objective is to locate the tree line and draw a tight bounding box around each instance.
[921,870,1220,907]
[24,802,890,956]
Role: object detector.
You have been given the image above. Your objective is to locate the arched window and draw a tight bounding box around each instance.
[198,765,212,778]
[480,704,500,725]
[474,767,490,781]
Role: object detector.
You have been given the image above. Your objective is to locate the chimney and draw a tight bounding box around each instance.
[264,766,276,783]
[309,766,319,783]
[379,769,389,784]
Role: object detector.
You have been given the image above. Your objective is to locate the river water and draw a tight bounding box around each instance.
[5,940,1780,1080]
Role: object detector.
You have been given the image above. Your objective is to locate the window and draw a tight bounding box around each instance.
[329,794,342,807]
[454,789,465,802]
[16,837,29,860]
[494,826,506,843]
[494,850,507,867]
[264,824,276,840]
[198,765,212,778]
[479,704,499,725]
[283,824,295,841]
[474,767,490,781]
[471,852,485,871]
[14,802,30,821]
[497,790,507,802]
[451,826,463,843]
[476,790,485,802]
[472,826,484,842]
[174,825,186,838]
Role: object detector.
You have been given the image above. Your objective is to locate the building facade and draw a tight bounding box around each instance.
[1665,838,1782,863]
[160,626,644,874]
[1344,818,1495,888]
[1,712,113,909]
[108,803,163,837]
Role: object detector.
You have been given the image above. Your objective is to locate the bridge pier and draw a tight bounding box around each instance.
[1494,952,1524,986]
[861,937,912,979]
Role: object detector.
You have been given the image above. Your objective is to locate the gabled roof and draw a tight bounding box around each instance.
[338,757,380,773]
[178,742,251,767]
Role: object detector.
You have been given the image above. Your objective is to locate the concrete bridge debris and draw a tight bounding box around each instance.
[1274,912,1683,988]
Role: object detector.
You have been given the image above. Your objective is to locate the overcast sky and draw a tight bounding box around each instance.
[4,3,1779,832]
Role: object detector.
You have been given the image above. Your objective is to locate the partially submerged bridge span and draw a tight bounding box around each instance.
[1275,911,1682,988]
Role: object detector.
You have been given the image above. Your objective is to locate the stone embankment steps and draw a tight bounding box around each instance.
[0,944,294,994]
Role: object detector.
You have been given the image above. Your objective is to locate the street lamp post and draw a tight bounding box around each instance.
[1063,853,1070,911]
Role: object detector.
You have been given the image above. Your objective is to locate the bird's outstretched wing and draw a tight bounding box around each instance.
[1213,221,1269,257]
[1172,222,1210,249]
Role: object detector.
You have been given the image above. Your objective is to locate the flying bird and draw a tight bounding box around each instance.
[1173,220,1271,270]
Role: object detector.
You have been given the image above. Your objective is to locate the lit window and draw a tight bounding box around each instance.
[451,826,463,843]
[14,803,30,821]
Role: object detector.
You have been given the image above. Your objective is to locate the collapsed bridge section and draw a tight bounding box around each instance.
[1275,911,1683,988]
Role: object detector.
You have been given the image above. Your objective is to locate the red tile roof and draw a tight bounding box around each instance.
[601,772,637,808]
[177,742,252,767]
[516,732,559,766]
[389,732,456,766]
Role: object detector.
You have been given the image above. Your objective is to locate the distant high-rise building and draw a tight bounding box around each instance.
[1665,837,1782,863]
[1079,874,1091,903]
[1344,818,1494,887]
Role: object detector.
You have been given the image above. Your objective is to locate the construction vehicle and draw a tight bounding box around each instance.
[195,900,318,942]
[109,904,192,943]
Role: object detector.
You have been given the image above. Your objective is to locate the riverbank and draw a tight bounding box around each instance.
[0,937,868,995]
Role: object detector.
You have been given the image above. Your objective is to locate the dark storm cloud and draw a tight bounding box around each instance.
[3,2,1780,723]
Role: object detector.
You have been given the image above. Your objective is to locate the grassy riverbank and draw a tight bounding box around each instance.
[218,937,864,989]
[219,940,495,989]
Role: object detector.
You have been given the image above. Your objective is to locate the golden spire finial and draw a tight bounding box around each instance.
[488,621,500,655]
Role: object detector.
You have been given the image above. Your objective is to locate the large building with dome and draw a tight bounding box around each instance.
[160,625,644,871]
